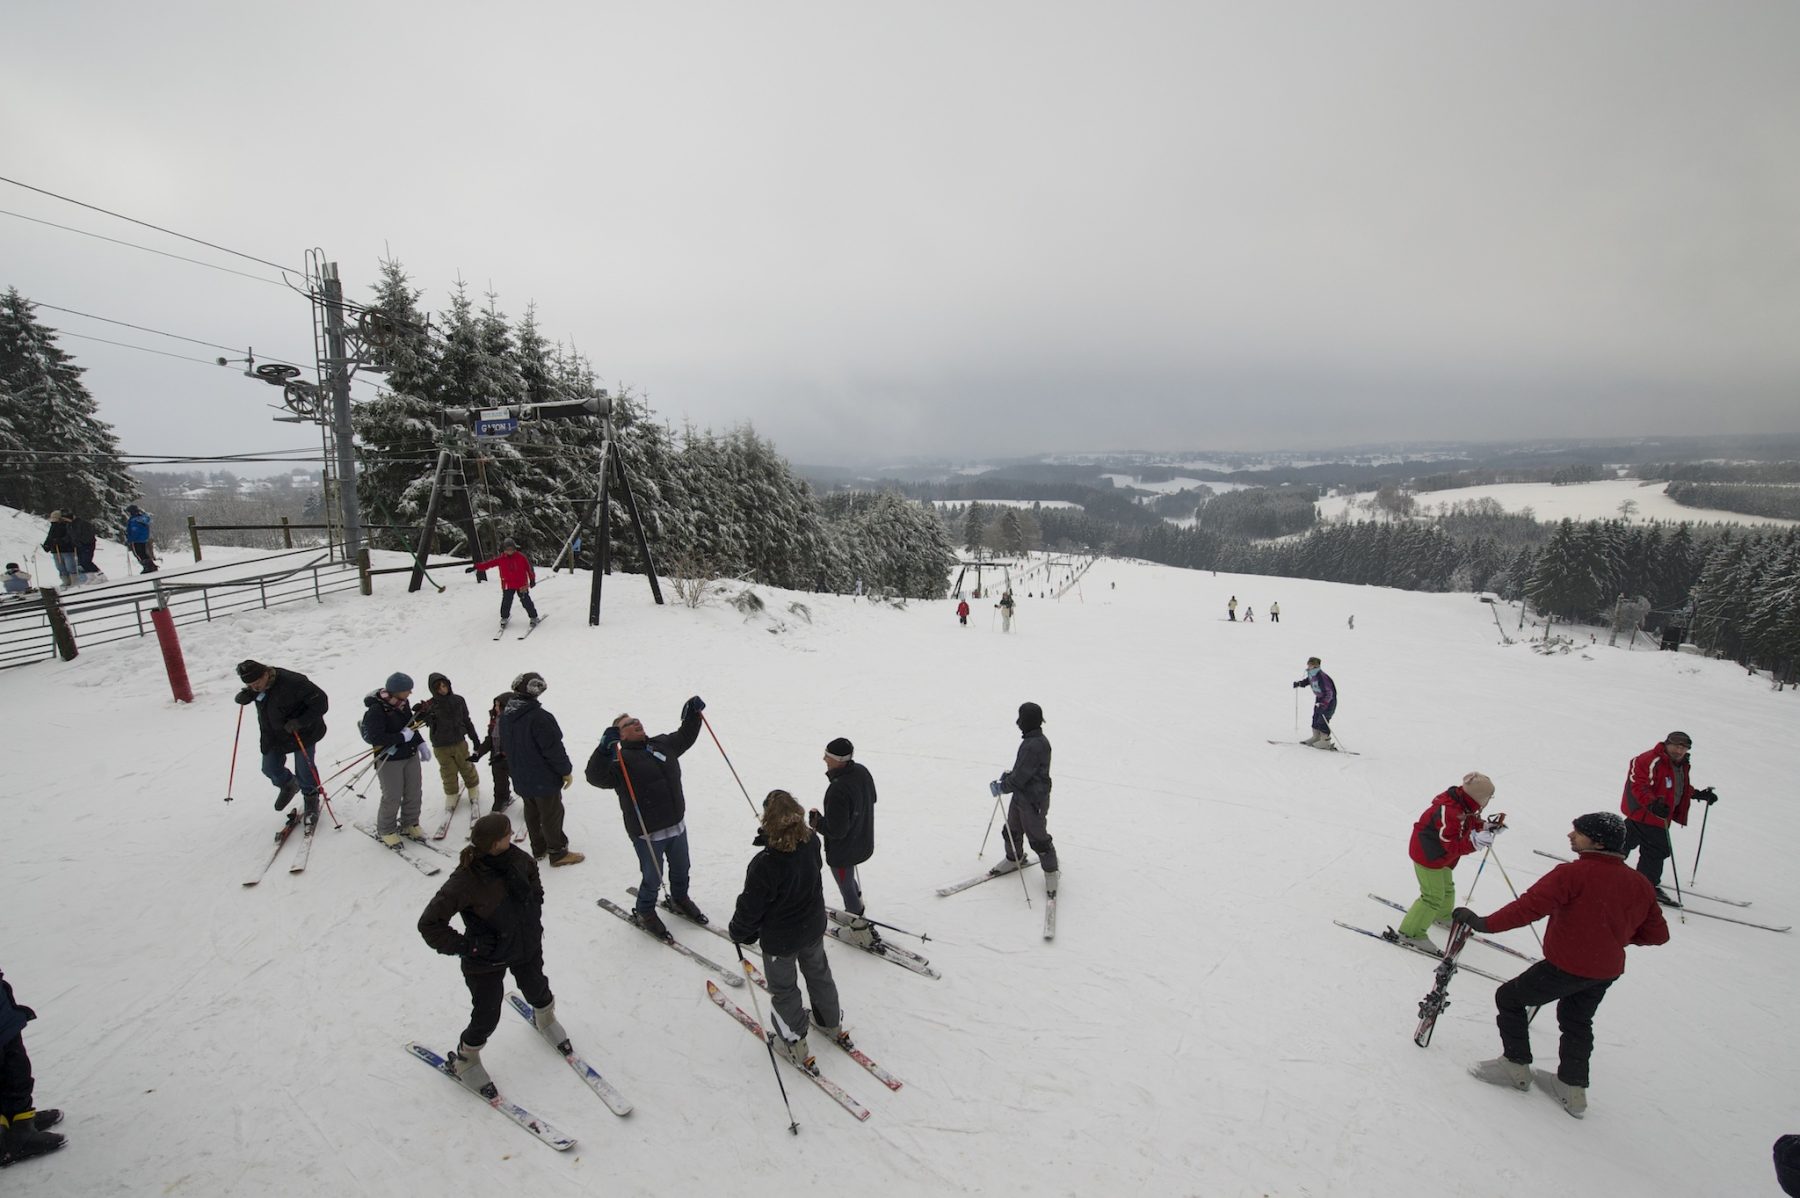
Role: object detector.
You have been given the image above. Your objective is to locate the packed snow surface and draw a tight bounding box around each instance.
[1320,478,1799,527]
[4,539,1794,1196]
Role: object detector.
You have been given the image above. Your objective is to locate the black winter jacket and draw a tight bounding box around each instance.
[418,673,479,748]
[1001,729,1052,804]
[41,522,74,554]
[817,760,876,868]
[417,846,545,973]
[474,695,512,761]
[359,690,418,760]
[727,832,827,957]
[0,968,36,1046]
[498,694,571,797]
[585,712,702,837]
[235,668,330,753]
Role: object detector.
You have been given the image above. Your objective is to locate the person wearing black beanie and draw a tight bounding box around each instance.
[986,702,1057,894]
[234,659,330,828]
[1455,814,1670,1119]
[811,738,878,947]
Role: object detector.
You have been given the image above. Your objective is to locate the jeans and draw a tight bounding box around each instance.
[1494,960,1615,1087]
[500,588,539,621]
[261,736,322,795]
[830,865,864,916]
[632,831,692,911]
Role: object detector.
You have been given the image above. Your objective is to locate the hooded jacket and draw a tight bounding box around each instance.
[235,668,330,753]
[586,711,702,837]
[727,831,828,957]
[417,845,545,972]
[498,693,571,797]
[1482,851,1669,979]
[360,689,418,760]
[418,673,479,748]
[1001,727,1052,805]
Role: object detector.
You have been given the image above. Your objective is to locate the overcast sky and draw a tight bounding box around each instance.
[5,2,1798,474]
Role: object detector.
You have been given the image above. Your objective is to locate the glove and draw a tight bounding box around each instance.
[468,736,482,755]
[1697,787,1718,806]
[808,809,823,831]
[1292,679,1308,689]
[1648,799,1672,819]
[599,726,621,753]
[418,740,432,760]
[282,719,302,734]
[1471,828,1500,849]
[464,566,476,573]
[1451,906,1489,933]
[400,727,418,742]
[988,780,1003,798]
[562,775,573,790]
[470,745,488,763]
[682,695,706,720]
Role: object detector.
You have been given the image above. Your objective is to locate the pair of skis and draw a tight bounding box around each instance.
[936,858,1056,940]
[243,810,322,886]
[406,990,632,1152]
[492,615,548,641]
[354,823,449,876]
[1530,850,1787,932]
[1365,895,1538,962]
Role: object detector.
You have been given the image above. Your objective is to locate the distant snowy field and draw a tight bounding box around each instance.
[1098,474,1257,496]
[1320,478,1799,527]
[3,525,1795,1197]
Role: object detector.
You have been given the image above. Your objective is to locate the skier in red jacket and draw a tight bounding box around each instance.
[1456,811,1669,1119]
[1620,731,1717,903]
[467,539,539,630]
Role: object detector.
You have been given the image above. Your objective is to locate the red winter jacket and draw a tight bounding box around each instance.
[1407,787,1484,869]
[1482,852,1669,979]
[1621,743,1694,829]
[471,550,535,591]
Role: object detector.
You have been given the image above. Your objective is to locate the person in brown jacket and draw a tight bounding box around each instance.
[417,813,570,1095]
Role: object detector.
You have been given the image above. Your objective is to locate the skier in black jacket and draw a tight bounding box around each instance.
[497,672,583,867]
[728,790,846,1074]
[417,673,482,810]
[809,737,878,947]
[235,659,330,827]
[0,968,64,1166]
[587,697,707,937]
[988,701,1057,894]
[417,813,569,1096]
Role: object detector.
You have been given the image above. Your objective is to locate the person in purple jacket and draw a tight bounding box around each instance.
[1292,656,1338,749]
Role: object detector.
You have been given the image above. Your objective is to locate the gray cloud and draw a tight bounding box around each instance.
[5,1,1797,470]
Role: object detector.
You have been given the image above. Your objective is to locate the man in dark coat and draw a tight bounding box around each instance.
[0,968,64,1165]
[587,697,707,938]
[989,701,1057,893]
[1458,812,1669,1119]
[496,672,583,867]
[808,737,878,947]
[40,513,78,588]
[728,790,845,1073]
[234,659,329,826]
[417,813,567,1095]
[68,515,103,583]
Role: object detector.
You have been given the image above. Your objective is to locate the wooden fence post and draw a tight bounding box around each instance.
[39,588,78,661]
[188,515,203,561]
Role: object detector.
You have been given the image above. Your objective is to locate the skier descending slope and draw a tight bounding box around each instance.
[1291,656,1337,748]
[988,702,1058,896]
[728,790,849,1073]
[1387,773,1502,954]
[417,813,570,1098]
[1458,812,1668,1119]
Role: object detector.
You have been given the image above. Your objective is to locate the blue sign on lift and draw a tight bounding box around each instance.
[476,409,518,438]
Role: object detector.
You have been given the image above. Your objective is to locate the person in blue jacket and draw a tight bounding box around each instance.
[124,505,158,573]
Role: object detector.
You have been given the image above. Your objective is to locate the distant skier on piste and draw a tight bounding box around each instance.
[1386,772,1500,954]
[810,737,878,948]
[234,659,329,828]
[988,701,1057,894]
[417,673,483,811]
[1620,731,1716,906]
[1458,811,1669,1119]
[417,812,569,1099]
[467,538,538,630]
[587,699,708,936]
[361,672,426,846]
[728,789,848,1074]
[1292,656,1337,748]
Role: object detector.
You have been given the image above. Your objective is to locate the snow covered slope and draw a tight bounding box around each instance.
[4,550,1793,1196]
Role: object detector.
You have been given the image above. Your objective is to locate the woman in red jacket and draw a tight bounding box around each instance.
[467,538,539,629]
[1456,812,1670,1119]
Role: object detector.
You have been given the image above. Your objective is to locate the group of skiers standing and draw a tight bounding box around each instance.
[1386,730,1720,1119]
[1227,596,1279,623]
[36,506,158,589]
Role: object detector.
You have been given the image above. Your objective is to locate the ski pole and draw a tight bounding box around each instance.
[699,713,759,819]
[834,911,930,943]
[1293,687,1299,734]
[978,789,1005,857]
[1486,846,1544,954]
[1001,825,1031,908]
[225,705,244,803]
[1460,847,1492,906]
[614,747,669,897]
[1691,799,1712,883]
[292,733,342,829]
[323,747,379,783]
[1664,831,1687,926]
[734,942,799,1135]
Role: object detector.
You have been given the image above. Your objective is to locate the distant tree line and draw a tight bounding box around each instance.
[1663,482,1800,522]
[1634,461,1800,484]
